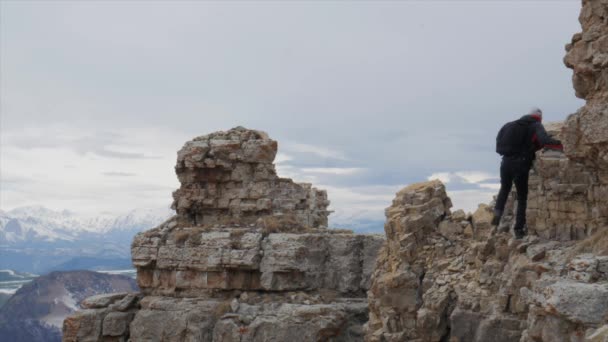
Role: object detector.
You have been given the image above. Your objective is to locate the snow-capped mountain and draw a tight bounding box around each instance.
[0,206,173,245]
[0,206,173,273]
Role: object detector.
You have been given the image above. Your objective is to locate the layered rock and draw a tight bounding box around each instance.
[63,127,383,342]
[172,126,330,228]
[509,122,608,241]
[563,0,608,170]
[132,221,381,297]
[365,180,608,342]
[494,0,608,242]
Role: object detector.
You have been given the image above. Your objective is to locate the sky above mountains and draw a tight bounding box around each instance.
[0,1,584,228]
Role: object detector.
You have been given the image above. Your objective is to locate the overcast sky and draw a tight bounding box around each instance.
[0,1,584,231]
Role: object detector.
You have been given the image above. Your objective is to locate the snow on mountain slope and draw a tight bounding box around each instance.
[0,206,173,245]
[0,270,138,342]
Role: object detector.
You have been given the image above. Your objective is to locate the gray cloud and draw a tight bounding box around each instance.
[102,172,137,177]
[5,129,160,159]
[0,1,586,224]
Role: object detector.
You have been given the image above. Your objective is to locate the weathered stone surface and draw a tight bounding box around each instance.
[63,309,106,342]
[129,297,222,342]
[123,295,369,342]
[514,122,608,241]
[81,293,129,309]
[212,300,369,342]
[537,280,608,325]
[63,292,140,342]
[102,312,134,337]
[133,225,383,296]
[365,178,608,342]
[172,126,330,228]
[563,0,608,170]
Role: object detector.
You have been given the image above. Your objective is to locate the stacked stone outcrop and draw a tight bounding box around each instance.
[563,0,608,171]
[505,122,608,241]
[63,127,384,342]
[172,126,330,228]
[365,180,608,342]
[365,181,517,341]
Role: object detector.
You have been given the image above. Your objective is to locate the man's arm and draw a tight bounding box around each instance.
[532,122,563,150]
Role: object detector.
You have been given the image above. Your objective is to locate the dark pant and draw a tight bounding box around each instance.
[494,156,531,231]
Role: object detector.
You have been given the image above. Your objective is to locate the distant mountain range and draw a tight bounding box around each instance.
[0,205,383,273]
[329,208,385,234]
[0,270,138,342]
[0,206,173,273]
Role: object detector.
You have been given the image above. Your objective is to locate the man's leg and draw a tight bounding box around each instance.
[493,159,514,225]
[513,162,531,237]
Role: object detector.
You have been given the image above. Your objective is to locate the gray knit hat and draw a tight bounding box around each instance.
[528,107,543,117]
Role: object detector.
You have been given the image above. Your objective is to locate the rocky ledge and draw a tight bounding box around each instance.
[63,127,384,342]
[365,180,608,342]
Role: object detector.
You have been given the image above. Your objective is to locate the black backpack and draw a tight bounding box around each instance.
[496,120,532,156]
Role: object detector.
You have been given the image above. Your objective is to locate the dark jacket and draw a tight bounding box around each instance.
[517,114,563,160]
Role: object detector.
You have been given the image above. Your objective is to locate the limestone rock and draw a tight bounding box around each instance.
[81,293,130,309]
[563,0,608,171]
[365,178,608,342]
[505,121,608,241]
[172,126,330,228]
[540,280,608,325]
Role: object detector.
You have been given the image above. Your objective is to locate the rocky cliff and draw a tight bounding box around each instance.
[563,0,608,171]
[171,127,330,228]
[365,1,608,341]
[63,127,384,342]
[364,178,608,342]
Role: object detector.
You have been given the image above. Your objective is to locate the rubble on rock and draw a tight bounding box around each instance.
[63,127,384,342]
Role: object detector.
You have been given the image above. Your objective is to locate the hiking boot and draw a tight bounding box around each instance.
[514,228,526,240]
[491,214,501,226]
[491,209,503,226]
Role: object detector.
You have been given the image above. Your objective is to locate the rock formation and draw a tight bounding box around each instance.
[364,177,608,342]
[63,127,384,342]
[563,0,608,170]
[172,126,330,228]
[365,2,608,340]
[514,122,608,240]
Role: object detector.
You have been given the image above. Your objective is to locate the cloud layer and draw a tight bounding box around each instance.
[0,2,584,232]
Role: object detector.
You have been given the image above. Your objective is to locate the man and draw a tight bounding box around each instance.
[492,108,563,239]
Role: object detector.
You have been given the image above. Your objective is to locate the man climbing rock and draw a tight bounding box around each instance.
[492,108,563,239]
